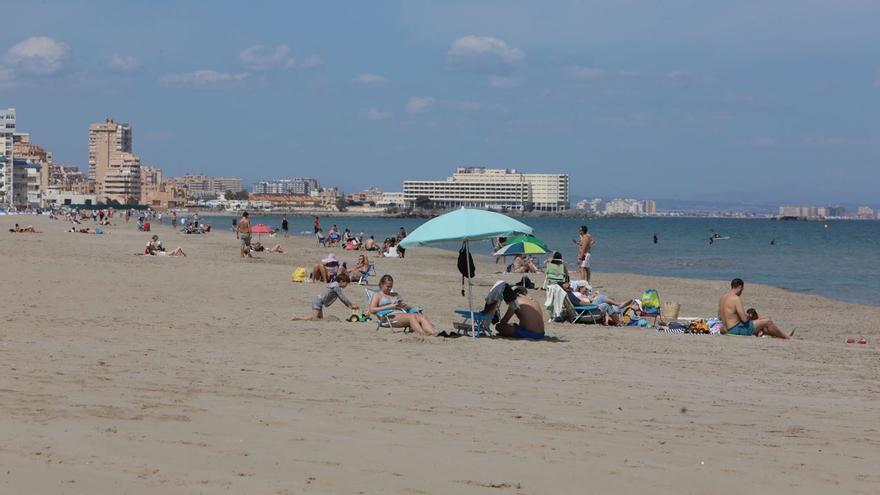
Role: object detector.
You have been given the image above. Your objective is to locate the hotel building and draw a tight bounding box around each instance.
[402,167,570,211]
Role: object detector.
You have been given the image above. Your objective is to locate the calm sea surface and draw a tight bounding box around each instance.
[197,214,880,306]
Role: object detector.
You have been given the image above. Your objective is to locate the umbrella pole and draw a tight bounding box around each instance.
[466,240,476,338]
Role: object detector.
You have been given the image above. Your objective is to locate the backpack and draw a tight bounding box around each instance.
[458,243,476,296]
[291,267,308,283]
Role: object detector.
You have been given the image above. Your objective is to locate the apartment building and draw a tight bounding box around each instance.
[1,108,16,207]
[252,177,320,195]
[166,173,244,199]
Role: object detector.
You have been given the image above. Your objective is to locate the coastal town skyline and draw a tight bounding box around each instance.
[3,1,880,204]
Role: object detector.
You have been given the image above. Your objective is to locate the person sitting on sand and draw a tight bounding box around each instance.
[510,254,539,273]
[482,281,527,324]
[495,286,545,339]
[291,272,358,321]
[144,235,186,256]
[718,278,793,339]
[348,254,370,280]
[369,274,437,336]
[381,239,399,258]
[364,235,378,251]
[311,253,342,283]
[9,223,39,233]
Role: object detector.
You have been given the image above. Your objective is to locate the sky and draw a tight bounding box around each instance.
[2,0,879,205]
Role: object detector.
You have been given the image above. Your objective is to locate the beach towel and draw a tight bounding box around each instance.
[544,284,567,319]
[640,289,660,310]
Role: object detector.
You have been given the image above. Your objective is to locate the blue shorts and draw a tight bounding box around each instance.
[512,325,545,340]
[726,321,755,336]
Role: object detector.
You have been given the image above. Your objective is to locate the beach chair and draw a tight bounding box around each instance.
[542,261,568,290]
[356,263,376,285]
[315,232,327,247]
[561,296,602,324]
[452,309,494,337]
[362,287,422,332]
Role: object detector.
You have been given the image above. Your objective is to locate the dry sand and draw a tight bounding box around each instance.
[1,214,878,494]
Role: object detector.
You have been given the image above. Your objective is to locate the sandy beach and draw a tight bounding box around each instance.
[1,214,878,494]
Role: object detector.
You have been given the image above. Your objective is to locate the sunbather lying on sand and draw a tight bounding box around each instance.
[252,242,283,253]
[9,224,39,233]
[369,274,437,336]
[292,272,358,320]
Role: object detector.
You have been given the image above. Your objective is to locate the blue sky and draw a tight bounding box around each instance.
[2,0,879,204]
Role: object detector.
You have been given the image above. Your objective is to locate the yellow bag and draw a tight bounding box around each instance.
[291,267,308,282]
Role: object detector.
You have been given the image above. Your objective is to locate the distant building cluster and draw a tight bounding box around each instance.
[575,197,657,216]
[402,167,570,211]
[0,108,247,210]
[778,205,848,219]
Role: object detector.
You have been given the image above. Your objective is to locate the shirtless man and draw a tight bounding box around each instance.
[577,225,594,282]
[495,287,546,340]
[236,211,252,258]
[718,278,793,339]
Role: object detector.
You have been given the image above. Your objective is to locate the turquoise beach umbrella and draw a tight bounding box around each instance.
[399,208,533,248]
[399,208,534,338]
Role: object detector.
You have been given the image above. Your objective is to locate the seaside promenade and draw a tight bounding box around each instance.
[1,215,878,494]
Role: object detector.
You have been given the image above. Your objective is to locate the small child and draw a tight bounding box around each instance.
[291,272,358,320]
[746,308,759,321]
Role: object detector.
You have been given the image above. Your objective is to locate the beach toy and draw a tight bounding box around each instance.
[348,310,371,323]
[638,319,648,327]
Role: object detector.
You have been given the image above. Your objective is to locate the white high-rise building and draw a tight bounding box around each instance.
[403,167,570,211]
[1,108,16,207]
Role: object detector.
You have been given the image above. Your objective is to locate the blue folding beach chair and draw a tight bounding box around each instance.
[562,297,602,324]
[453,309,494,337]
[356,263,376,286]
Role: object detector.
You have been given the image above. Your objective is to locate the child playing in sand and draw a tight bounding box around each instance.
[292,272,358,321]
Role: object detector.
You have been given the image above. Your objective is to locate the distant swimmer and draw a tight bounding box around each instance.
[653,233,658,244]
[770,239,776,245]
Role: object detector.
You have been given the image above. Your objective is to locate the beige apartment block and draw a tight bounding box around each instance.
[88,118,132,196]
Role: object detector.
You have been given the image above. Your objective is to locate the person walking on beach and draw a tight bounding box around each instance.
[396,226,407,258]
[281,217,289,237]
[171,211,177,228]
[313,216,321,234]
[237,211,252,258]
[718,278,793,339]
[577,225,594,282]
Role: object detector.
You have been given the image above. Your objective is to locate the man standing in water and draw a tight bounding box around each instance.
[577,225,594,282]
[718,278,793,339]
[281,217,289,237]
[237,211,252,258]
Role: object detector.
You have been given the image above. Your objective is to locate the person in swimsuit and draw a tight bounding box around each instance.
[718,278,793,339]
[577,225,594,282]
[369,274,436,336]
[281,217,289,237]
[292,272,358,320]
[495,287,545,340]
[237,211,252,258]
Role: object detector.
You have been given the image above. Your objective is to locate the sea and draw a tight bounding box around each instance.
[190,214,880,307]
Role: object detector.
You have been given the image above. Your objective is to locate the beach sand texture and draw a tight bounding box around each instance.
[1,216,878,494]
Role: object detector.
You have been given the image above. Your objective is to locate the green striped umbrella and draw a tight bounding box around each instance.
[493,236,549,256]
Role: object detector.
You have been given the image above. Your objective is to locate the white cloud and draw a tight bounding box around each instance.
[239,45,321,71]
[364,108,392,121]
[353,73,389,85]
[487,75,521,88]
[447,35,524,71]
[4,36,68,75]
[563,65,605,81]
[109,54,140,73]
[160,70,249,88]
[406,96,435,113]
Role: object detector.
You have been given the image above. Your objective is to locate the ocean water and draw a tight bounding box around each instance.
[196,214,880,306]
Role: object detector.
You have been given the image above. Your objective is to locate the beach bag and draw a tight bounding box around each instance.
[640,289,660,310]
[291,267,308,283]
[661,301,680,320]
[458,243,476,296]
